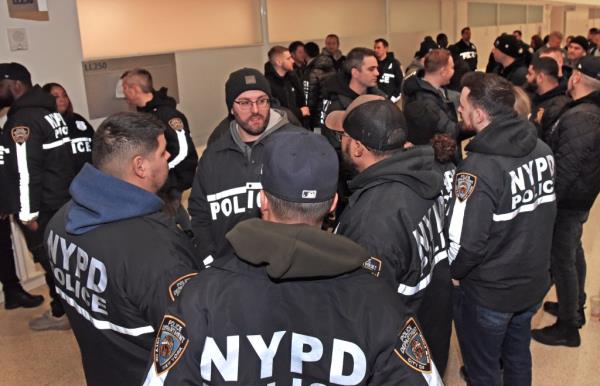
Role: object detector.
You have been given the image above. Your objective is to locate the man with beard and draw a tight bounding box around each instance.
[330,95,452,376]
[0,62,72,330]
[526,57,571,142]
[188,68,303,266]
[448,73,555,385]
[532,56,600,347]
[566,35,588,67]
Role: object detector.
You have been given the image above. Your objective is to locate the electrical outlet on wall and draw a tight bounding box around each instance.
[7,28,29,51]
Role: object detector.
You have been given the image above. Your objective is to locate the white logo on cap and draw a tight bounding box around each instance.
[302,190,317,199]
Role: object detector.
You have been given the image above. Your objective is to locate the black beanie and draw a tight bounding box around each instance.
[569,35,589,52]
[225,68,272,111]
[494,34,523,58]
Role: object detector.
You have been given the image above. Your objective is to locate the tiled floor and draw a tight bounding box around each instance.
[1,201,599,386]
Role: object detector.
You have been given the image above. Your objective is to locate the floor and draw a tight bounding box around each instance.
[1,200,599,386]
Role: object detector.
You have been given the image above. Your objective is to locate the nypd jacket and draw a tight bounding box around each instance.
[302,54,336,127]
[1,86,72,221]
[547,91,600,211]
[138,88,198,192]
[530,85,571,142]
[265,62,307,122]
[447,113,556,313]
[377,52,404,99]
[453,39,478,71]
[143,218,443,386]
[402,76,459,145]
[45,164,197,386]
[64,112,94,177]
[188,110,303,265]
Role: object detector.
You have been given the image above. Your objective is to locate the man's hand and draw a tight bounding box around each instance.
[23,219,39,232]
[452,279,460,287]
[300,106,310,117]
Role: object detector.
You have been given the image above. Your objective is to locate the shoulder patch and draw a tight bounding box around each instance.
[168,272,198,301]
[154,315,189,375]
[11,126,30,144]
[363,257,382,277]
[75,120,88,131]
[168,117,184,131]
[394,317,432,373]
[455,172,477,202]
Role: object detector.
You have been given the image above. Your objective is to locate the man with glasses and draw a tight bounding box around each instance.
[188,68,303,267]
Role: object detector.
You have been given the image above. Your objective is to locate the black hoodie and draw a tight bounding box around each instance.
[377,52,404,99]
[138,88,198,192]
[530,84,571,142]
[446,113,556,313]
[143,218,443,385]
[335,147,452,374]
[496,59,528,86]
[264,62,306,122]
[1,85,72,220]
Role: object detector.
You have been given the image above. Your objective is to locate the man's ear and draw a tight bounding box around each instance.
[353,139,365,157]
[259,190,269,216]
[132,155,145,178]
[329,193,339,214]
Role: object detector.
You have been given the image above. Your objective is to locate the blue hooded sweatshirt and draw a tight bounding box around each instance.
[66,164,164,235]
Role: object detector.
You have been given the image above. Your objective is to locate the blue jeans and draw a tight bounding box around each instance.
[453,287,540,386]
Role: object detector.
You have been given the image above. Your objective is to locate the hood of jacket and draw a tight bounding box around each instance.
[466,112,538,157]
[321,72,356,99]
[138,87,177,112]
[226,218,369,280]
[378,52,398,66]
[402,75,442,99]
[349,146,443,200]
[309,54,335,71]
[533,83,568,105]
[65,164,164,235]
[8,85,55,116]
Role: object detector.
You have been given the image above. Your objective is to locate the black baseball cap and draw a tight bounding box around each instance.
[325,95,406,151]
[0,62,31,84]
[575,56,600,81]
[261,132,338,203]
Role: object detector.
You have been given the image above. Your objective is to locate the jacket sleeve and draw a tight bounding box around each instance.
[392,60,404,99]
[446,169,495,279]
[163,112,199,192]
[4,118,45,221]
[188,156,217,265]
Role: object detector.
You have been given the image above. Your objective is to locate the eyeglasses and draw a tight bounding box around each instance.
[334,131,348,142]
[233,97,270,111]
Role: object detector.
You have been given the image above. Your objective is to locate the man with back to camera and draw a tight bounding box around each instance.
[188,68,303,267]
[531,56,600,347]
[454,27,478,71]
[526,57,571,142]
[143,130,444,386]
[329,95,452,375]
[447,72,556,385]
[44,112,197,386]
[0,62,72,330]
[121,69,198,231]
[492,34,528,86]
[302,41,336,130]
[374,38,404,102]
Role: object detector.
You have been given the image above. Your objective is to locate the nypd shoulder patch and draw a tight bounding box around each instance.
[168,272,198,301]
[11,126,30,144]
[154,315,189,375]
[455,172,477,202]
[394,317,432,373]
[362,257,382,277]
[168,117,184,131]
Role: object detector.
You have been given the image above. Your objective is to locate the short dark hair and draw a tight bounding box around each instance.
[326,34,340,44]
[92,112,165,174]
[288,41,304,54]
[424,49,451,73]
[513,30,522,37]
[461,27,470,35]
[531,57,559,81]
[268,45,288,63]
[461,72,515,118]
[436,33,448,47]
[343,47,377,76]
[374,38,389,47]
[264,191,333,224]
[304,42,319,58]
[42,82,73,116]
[431,134,457,163]
[121,68,153,93]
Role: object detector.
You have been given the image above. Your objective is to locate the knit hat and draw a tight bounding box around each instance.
[225,68,272,111]
[494,34,523,58]
[569,35,589,52]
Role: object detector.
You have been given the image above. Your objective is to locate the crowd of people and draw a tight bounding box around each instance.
[1,26,599,386]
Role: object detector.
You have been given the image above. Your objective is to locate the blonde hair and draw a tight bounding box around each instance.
[513,86,531,119]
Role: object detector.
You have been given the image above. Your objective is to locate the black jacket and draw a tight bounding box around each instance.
[0,130,18,213]
[143,218,443,385]
[303,54,336,127]
[496,59,528,86]
[322,48,346,72]
[188,110,304,264]
[402,76,459,145]
[377,52,404,99]
[64,112,94,177]
[547,91,600,211]
[453,39,478,71]
[1,86,72,220]
[138,88,198,192]
[264,62,307,122]
[446,113,556,312]
[45,164,197,386]
[530,85,571,142]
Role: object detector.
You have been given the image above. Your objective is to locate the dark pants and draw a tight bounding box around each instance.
[551,209,588,326]
[454,286,540,386]
[18,210,64,317]
[0,217,20,291]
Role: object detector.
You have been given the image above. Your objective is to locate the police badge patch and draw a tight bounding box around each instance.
[455,172,477,202]
[168,273,198,301]
[362,257,382,277]
[11,126,30,144]
[154,315,189,375]
[168,117,184,131]
[394,317,432,373]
